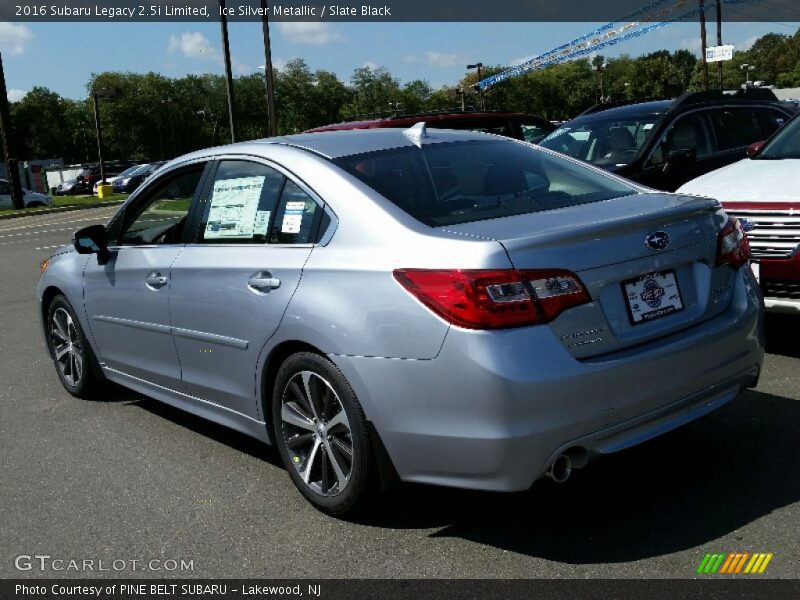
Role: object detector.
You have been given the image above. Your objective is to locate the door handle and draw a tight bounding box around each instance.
[248,272,281,292]
[145,272,168,290]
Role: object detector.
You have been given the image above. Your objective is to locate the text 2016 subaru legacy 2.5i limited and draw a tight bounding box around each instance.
[37,125,764,515]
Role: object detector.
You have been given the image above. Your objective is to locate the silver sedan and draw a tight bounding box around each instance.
[37,125,764,514]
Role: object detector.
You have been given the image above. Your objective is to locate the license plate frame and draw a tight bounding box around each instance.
[622,269,685,325]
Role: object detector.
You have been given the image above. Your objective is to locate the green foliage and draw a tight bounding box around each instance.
[7,28,799,164]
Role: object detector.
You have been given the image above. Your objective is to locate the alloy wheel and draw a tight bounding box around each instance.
[280,371,354,497]
[50,308,83,387]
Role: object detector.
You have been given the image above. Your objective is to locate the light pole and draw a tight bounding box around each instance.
[455,88,466,112]
[741,63,756,87]
[592,61,609,103]
[161,97,176,157]
[467,62,484,110]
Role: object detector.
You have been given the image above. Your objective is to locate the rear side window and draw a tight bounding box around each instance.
[334,140,636,227]
[708,108,762,151]
[518,120,553,144]
[269,180,326,244]
[754,108,788,139]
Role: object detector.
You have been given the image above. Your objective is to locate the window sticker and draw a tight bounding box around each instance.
[205,176,264,239]
[253,210,271,236]
[281,201,306,234]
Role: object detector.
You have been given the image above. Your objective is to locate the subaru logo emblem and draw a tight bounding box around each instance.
[645,231,670,251]
[739,218,757,233]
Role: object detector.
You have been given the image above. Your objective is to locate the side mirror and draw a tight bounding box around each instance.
[746,140,765,157]
[73,224,111,264]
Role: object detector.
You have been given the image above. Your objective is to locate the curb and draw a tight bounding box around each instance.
[0,200,124,221]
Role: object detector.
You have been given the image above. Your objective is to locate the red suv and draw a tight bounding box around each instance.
[306,111,556,144]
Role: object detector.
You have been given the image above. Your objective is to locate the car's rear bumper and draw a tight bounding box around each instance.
[331,268,764,492]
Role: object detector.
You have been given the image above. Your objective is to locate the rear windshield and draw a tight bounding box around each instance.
[333,140,636,226]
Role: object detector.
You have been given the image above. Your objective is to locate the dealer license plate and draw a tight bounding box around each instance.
[623,270,684,325]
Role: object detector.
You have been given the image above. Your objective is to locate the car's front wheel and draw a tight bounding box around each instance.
[46,295,104,398]
[272,352,377,515]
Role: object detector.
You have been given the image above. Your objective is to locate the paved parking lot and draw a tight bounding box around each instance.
[1,207,798,579]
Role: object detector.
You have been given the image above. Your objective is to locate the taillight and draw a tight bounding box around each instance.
[716,217,751,269]
[393,268,590,330]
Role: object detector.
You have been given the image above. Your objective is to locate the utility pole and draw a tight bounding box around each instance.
[716,0,723,88]
[219,0,237,143]
[91,93,105,184]
[260,0,278,137]
[92,87,119,184]
[0,51,24,210]
[700,0,709,91]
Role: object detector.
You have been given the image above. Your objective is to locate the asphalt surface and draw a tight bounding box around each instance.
[1,206,799,579]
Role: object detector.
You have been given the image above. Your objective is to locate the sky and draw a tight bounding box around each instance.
[1,19,798,102]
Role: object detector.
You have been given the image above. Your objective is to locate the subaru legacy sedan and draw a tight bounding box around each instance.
[38,126,764,515]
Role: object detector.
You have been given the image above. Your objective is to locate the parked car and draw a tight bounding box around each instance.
[94,164,145,195]
[56,162,135,196]
[0,179,52,209]
[539,89,794,191]
[38,127,763,515]
[307,110,556,144]
[112,161,166,194]
[678,112,800,314]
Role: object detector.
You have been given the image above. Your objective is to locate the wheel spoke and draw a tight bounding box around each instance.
[282,402,315,431]
[301,371,320,419]
[300,439,321,484]
[53,311,69,341]
[54,345,70,361]
[320,447,331,493]
[324,442,348,490]
[327,409,349,432]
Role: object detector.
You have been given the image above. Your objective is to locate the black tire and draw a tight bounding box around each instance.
[272,352,377,516]
[46,295,104,399]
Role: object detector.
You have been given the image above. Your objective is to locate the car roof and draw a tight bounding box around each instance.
[573,100,673,121]
[179,128,505,162]
[306,111,546,133]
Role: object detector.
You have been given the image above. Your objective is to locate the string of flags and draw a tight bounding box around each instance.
[476,0,768,90]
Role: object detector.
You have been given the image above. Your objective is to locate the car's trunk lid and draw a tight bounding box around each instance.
[442,193,734,358]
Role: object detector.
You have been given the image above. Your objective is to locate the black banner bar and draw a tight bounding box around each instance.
[1,0,799,22]
[3,580,800,600]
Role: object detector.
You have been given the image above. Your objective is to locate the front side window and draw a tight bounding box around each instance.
[0,180,9,194]
[119,167,204,246]
[199,160,284,244]
[540,114,661,167]
[334,139,636,227]
[649,112,714,166]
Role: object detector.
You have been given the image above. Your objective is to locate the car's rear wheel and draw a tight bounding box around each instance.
[46,295,104,398]
[272,352,377,515]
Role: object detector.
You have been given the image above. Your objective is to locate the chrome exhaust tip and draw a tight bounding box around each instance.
[547,454,572,483]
